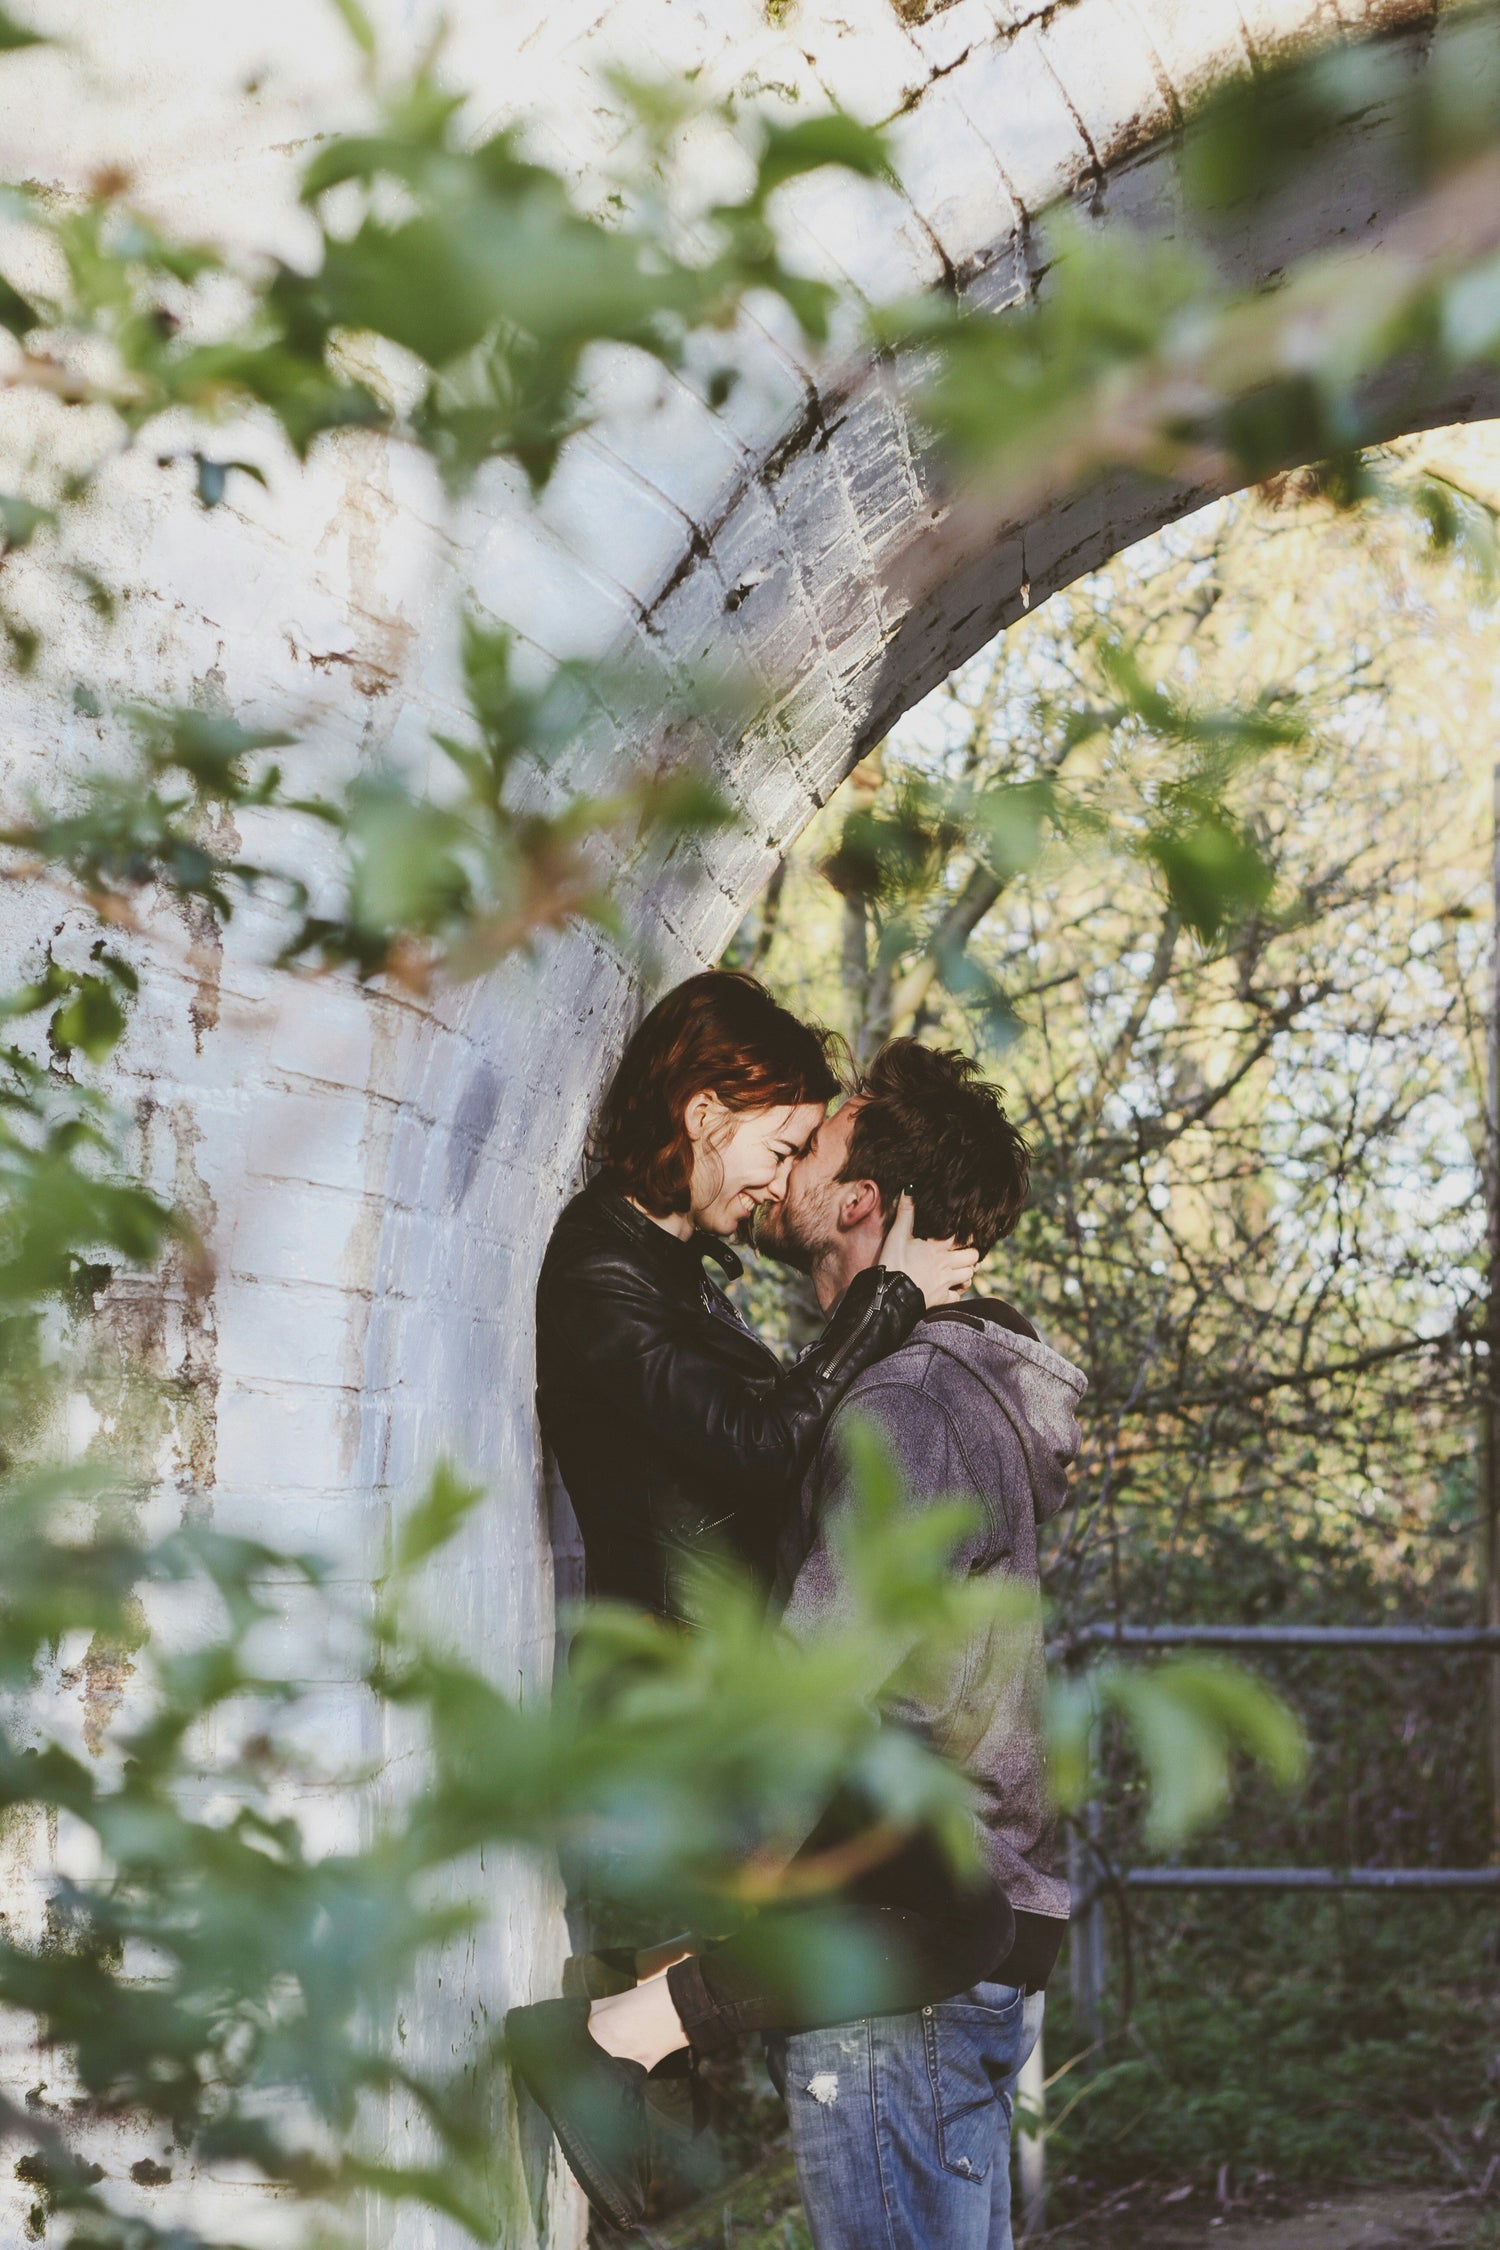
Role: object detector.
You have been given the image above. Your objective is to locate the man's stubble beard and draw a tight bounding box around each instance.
[750,1194,819,1273]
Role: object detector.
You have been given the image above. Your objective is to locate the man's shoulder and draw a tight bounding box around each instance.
[930,1296,1038,1343]
[829,1332,987,1454]
[831,1309,1037,1440]
[814,1327,1000,1506]
[838,1317,999,1403]
[837,1329,946,1400]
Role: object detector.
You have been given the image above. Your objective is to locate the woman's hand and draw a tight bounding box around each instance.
[879,1192,980,1308]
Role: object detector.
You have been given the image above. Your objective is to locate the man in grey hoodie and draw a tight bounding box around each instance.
[754,1038,1087,2250]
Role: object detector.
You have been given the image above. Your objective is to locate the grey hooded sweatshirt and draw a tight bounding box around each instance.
[779,1299,1087,1928]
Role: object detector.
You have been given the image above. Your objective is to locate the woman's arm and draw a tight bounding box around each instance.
[540,1251,922,1498]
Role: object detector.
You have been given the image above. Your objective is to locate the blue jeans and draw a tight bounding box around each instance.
[766,1983,1044,2250]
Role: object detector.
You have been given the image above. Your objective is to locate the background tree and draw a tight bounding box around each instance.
[729,446,1500,2220]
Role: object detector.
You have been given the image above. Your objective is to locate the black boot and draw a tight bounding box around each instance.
[505,1997,651,2235]
[641,2048,727,2224]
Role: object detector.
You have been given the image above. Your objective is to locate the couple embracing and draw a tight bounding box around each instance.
[507,970,1087,2249]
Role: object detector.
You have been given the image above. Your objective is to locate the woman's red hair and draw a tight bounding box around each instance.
[592,970,843,1217]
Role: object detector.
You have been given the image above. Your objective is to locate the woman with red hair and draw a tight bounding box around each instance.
[535,968,973,1620]
[519,973,992,2235]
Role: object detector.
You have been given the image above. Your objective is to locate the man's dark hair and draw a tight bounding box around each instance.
[841,1038,1030,1254]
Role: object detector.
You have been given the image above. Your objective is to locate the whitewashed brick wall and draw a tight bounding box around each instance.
[0,0,1483,2241]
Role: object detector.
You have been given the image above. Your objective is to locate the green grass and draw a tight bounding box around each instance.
[657,2145,810,2250]
[1036,1892,1500,2214]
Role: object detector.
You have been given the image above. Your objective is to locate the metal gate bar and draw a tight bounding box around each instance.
[1034,1622,1500,2238]
[1123,1865,1500,1890]
[1064,1623,1500,1652]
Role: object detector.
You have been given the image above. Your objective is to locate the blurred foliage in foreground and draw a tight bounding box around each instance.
[0,1443,1303,2247]
[3,0,1500,2241]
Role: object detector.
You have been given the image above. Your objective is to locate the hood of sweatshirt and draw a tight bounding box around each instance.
[916,1300,1087,1527]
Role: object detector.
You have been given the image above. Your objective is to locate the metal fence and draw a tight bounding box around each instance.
[1016,1619,1500,2235]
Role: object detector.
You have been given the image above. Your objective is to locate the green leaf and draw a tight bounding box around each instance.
[906,211,1206,485]
[1142,797,1274,941]
[775,269,838,342]
[132,706,295,789]
[327,0,377,57]
[1045,1672,1099,1819]
[90,943,138,997]
[0,5,45,50]
[832,1414,906,1530]
[754,114,891,201]
[639,770,736,838]
[0,271,37,337]
[1109,1657,1307,1848]
[1442,250,1500,359]
[1052,1656,1307,1850]
[65,565,115,620]
[395,1461,485,1574]
[3,614,39,671]
[933,939,1021,1052]
[313,218,497,367]
[0,493,53,548]
[48,975,127,1063]
[346,779,472,935]
[1163,1657,1308,1793]
[193,455,267,509]
[1411,473,1498,584]
[604,69,704,151]
[971,779,1053,882]
[301,133,409,201]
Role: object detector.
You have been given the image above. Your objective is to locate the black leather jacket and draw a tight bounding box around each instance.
[536,1173,925,1619]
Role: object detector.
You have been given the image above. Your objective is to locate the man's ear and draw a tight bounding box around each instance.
[837,1177,883,1232]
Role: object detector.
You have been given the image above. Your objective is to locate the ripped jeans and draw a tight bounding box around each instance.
[766,1983,1044,2250]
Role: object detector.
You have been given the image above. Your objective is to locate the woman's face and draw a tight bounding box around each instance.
[685,1096,827,1238]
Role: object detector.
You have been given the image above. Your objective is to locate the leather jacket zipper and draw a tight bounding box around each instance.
[820,1269,896,1384]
